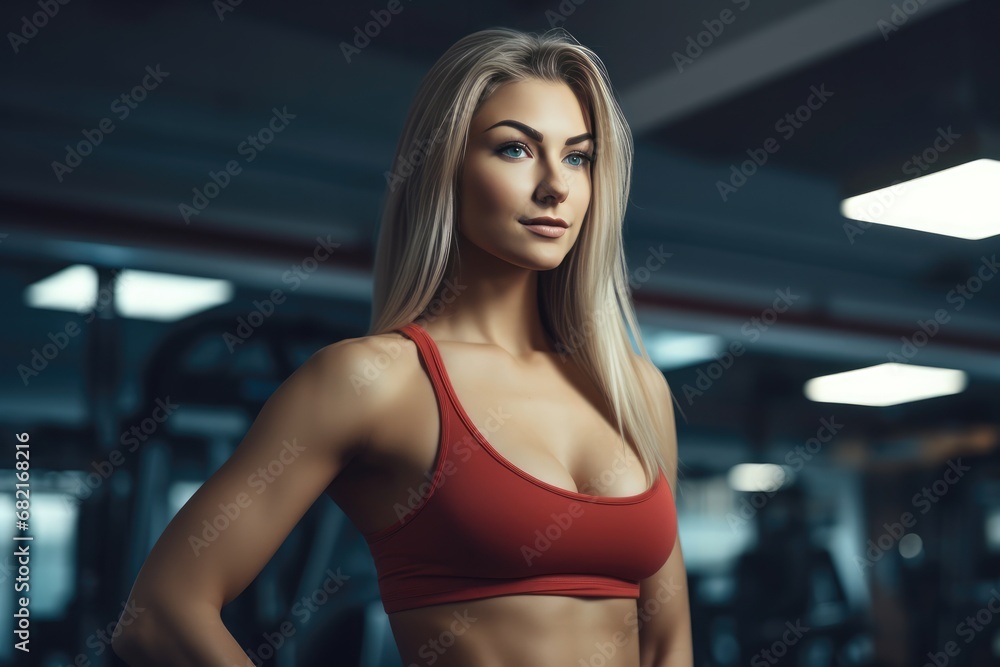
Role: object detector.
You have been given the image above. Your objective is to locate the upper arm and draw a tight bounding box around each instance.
[121,338,380,618]
[634,356,693,667]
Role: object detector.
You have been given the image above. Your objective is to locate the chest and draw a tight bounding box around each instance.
[327,335,657,537]
[401,341,651,498]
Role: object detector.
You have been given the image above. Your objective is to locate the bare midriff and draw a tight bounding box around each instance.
[388,594,640,667]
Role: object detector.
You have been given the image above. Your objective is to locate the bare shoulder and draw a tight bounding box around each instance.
[306,330,420,438]
[310,329,417,392]
[632,353,670,396]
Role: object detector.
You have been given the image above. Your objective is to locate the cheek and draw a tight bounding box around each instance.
[464,162,524,218]
[579,176,592,206]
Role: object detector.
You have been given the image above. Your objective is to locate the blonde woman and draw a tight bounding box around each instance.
[113,27,693,667]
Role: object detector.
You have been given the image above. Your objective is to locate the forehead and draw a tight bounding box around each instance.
[472,79,591,136]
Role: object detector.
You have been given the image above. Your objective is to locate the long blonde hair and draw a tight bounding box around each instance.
[368,27,685,492]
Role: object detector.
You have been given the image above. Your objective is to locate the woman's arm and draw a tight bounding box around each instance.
[111,338,381,666]
[112,599,257,667]
[638,535,694,667]
[635,357,694,667]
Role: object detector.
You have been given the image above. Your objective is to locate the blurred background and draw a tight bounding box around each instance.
[2,0,1000,665]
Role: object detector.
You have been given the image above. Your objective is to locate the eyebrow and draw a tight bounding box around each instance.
[483,119,593,146]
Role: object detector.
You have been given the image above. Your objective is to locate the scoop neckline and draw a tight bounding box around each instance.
[401,321,663,504]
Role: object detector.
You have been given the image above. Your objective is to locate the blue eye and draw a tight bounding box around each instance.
[496,141,594,168]
[499,143,527,159]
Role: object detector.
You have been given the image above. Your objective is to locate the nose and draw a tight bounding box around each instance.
[534,169,570,206]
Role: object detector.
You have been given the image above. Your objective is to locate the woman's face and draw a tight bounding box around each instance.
[458,78,593,271]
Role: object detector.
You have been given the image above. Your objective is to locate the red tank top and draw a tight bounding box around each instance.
[362,322,678,614]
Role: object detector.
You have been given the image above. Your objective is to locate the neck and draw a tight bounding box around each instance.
[417,233,555,360]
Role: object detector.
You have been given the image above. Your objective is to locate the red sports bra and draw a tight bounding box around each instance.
[361,322,678,614]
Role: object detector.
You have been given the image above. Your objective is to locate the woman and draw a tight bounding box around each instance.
[112,27,693,667]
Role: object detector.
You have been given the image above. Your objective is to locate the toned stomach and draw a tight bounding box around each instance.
[387,594,640,667]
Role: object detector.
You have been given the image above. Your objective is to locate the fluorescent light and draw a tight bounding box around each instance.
[804,362,966,407]
[25,266,233,321]
[648,331,726,370]
[727,463,791,492]
[115,269,232,321]
[24,264,98,312]
[840,158,1000,240]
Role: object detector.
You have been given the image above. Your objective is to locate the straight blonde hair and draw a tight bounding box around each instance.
[368,27,685,492]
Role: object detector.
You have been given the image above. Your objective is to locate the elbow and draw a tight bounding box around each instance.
[111,622,148,665]
[110,600,159,664]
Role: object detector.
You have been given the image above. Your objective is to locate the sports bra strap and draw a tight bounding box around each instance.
[396,322,451,403]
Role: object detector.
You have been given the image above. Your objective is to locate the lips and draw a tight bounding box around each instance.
[519,217,569,228]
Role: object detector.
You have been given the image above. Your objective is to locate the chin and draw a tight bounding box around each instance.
[475,236,574,271]
[513,252,570,272]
